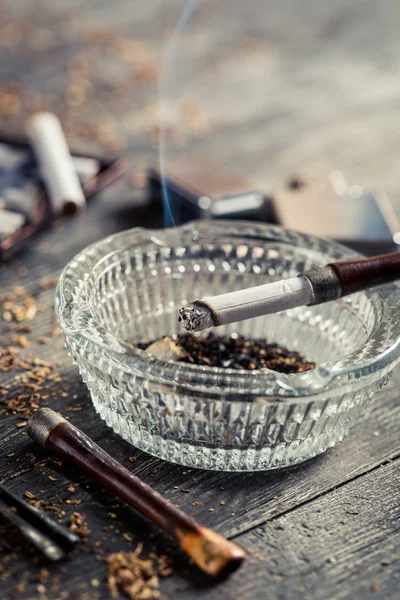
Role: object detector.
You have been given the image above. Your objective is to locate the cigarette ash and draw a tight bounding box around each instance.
[178,302,215,333]
[139,333,315,374]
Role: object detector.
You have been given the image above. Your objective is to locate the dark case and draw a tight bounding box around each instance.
[147,156,270,225]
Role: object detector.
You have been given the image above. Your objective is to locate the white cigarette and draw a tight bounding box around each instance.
[179,254,396,333]
[179,277,314,332]
[0,209,25,241]
[27,112,86,216]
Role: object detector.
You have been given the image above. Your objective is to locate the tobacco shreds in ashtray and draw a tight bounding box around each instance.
[140,332,315,374]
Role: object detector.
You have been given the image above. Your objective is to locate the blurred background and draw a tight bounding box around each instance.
[1,0,400,243]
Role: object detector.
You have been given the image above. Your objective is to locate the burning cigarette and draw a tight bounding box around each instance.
[179,251,400,332]
[27,112,86,216]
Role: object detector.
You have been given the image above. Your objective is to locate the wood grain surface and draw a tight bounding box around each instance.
[0,1,399,599]
[160,461,400,600]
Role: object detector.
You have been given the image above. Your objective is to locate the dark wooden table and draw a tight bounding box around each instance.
[0,1,399,599]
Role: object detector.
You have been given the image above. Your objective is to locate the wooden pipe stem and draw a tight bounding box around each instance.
[330,250,400,296]
[304,250,400,307]
[27,408,245,576]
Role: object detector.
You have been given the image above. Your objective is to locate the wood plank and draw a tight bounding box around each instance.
[160,460,400,600]
[1,0,400,597]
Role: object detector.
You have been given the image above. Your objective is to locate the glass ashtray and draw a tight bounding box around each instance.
[55,221,400,471]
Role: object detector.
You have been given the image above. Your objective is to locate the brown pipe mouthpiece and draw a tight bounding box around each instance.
[27,408,245,576]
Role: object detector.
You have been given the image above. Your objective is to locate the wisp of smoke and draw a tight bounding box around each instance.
[158,0,198,227]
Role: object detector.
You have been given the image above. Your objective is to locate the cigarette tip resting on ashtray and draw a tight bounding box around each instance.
[179,251,400,332]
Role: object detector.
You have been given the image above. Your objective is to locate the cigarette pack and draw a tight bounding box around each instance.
[0,132,126,260]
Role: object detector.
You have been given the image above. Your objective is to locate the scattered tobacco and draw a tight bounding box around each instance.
[68,512,91,543]
[0,3,209,152]
[0,283,67,423]
[0,349,56,421]
[106,544,172,600]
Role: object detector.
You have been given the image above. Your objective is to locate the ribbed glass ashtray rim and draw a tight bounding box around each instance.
[55,220,400,400]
